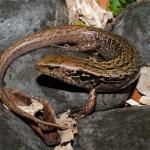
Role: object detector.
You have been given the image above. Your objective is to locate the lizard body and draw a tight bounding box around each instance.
[0,25,141,124]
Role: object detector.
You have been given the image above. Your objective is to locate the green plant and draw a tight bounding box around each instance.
[109,0,136,16]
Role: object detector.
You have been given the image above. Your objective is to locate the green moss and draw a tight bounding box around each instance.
[109,0,136,16]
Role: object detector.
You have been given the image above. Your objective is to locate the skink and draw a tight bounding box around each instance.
[0,25,141,124]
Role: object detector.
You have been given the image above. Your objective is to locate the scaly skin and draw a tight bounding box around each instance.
[0,25,141,123]
[35,26,141,92]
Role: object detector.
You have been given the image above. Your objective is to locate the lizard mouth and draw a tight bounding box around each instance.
[35,60,100,90]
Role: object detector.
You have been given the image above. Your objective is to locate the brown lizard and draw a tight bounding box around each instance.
[0,25,141,125]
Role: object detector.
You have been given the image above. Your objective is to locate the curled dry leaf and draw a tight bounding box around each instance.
[18,99,43,115]
[3,89,78,147]
[2,88,61,145]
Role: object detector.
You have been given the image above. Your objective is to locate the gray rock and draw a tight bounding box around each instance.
[0,0,68,52]
[113,1,150,64]
[0,104,50,150]
[74,106,150,150]
[0,0,68,149]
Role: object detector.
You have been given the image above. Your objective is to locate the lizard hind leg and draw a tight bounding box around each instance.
[83,88,97,116]
[75,88,97,120]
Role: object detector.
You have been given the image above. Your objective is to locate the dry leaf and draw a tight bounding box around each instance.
[56,110,76,128]
[54,110,78,150]
[130,89,142,102]
[126,99,143,106]
[66,0,113,28]
[54,143,74,150]
[136,66,150,97]
[96,0,109,10]
[2,88,62,145]
[60,128,78,144]
[139,96,150,105]
[18,99,43,115]
[127,66,150,106]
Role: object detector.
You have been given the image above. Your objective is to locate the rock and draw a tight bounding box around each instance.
[0,0,68,149]
[113,1,150,64]
[74,106,150,150]
[0,0,68,52]
[0,104,50,150]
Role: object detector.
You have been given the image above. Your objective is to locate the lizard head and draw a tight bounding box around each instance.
[35,55,100,90]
